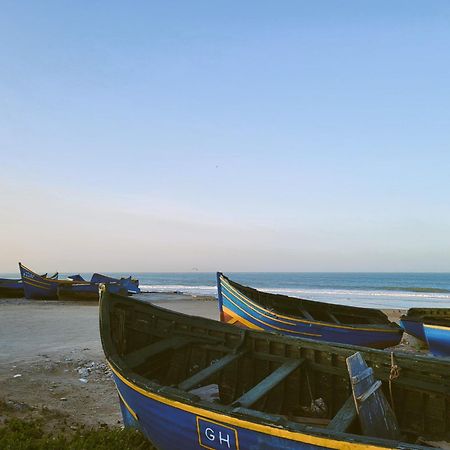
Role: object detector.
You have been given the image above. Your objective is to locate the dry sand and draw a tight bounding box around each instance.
[0,295,427,432]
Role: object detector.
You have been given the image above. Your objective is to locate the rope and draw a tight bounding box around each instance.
[389,352,400,409]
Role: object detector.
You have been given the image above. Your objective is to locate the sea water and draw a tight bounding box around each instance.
[4,272,450,309]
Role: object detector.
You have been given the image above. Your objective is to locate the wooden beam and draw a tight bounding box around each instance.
[327,396,356,431]
[178,350,247,391]
[125,336,196,368]
[326,312,341,324]
[299,309,315,321]
[232,359,304,408]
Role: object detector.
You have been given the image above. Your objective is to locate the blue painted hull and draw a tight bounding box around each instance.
[112,368,375,450]
[19,263,61,299]
[399,318,426,342]
[424,323,450,357]
[0,278,23,298]
[58,282,128,300]
[218,274,402,349]
[91,273,140,294]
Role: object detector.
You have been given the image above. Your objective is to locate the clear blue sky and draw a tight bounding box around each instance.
[1,1,450,272]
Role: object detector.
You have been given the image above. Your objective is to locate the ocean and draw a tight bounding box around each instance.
[4,271,448,309]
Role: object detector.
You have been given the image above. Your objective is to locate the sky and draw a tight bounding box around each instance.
[1,1,450,273]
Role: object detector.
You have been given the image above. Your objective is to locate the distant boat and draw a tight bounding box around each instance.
[58,278,132,301]
[217,273,403,349]
[99,288,450,450]
[0,271,58,298]
[19,262,140,300]
[19,262,86,299]
[423,318,450,357]
[91,273,140,294]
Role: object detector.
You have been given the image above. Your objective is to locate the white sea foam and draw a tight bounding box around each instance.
[139,284,450,309]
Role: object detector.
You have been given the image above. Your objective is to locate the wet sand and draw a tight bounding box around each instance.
[0,295,426,431]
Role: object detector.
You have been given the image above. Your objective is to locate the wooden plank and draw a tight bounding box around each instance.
[327,395,357,432]
[125,336,196,368]
[326,312,341,324]
[347,352,401,440]
[178,350,247,391]
[232,359,304,408]
[299,309,315,321]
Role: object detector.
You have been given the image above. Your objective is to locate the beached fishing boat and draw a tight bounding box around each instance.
[400,308,450,342]
[217,273,402,349]
[19,263,88,299]
[0,272,58,298]
[91,273,140,294]
[19,263,140,300]
[100,288,450,450]
[58,279,130,301]
[423,318,450,357]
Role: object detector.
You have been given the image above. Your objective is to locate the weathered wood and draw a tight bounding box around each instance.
[299,308,315,321]
[347,352,401,440]
[178,350,247,391]
[232,359,304,408]
[327,395,357,431]
[326,312,341,324]
[125,336,196,368]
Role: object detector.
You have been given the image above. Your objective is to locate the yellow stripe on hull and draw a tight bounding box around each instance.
[221,277,398,334]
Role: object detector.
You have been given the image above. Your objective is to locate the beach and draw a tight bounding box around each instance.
[0,295,426,433]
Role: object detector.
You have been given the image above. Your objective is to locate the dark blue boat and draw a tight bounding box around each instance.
[217,273,402,349]
[423,318,450,357]
[19,262,83,299]
[91,273,140,294]
[0,271,58,298]
[400,308,450,343]
[0,278,23,298]
[99,288,450,450]
[58,278,130,300]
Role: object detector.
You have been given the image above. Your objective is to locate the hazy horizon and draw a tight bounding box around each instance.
[2,2,450,273]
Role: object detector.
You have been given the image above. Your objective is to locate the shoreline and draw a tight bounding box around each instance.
[0,295,427,433]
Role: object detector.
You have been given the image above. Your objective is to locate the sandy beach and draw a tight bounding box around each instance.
[0,295,426,433]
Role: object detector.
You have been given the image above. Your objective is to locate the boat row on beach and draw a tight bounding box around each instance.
[99,280,450,450]
[3,266,450,447]
[0,262,140,300]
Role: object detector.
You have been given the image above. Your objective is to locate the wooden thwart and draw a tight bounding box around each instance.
[125,336,197,369]
[232,359,304,408]
[327,395,357,432]
[178,350,247,391]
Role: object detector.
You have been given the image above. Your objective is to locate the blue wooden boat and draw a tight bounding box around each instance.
[400,308,450,343]
[19,262,87,300]
[0,271,58,298]
[217,273,402,349]
[423,318,450,357]
[99,288,450,450]
[91,273,140,294]
[58,279,130,301]
[0,278,24,297]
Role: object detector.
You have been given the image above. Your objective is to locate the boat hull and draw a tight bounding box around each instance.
[218,275,402,349]
[424,323,450,357]
[0,279,23,298]
[399,318,426,342]
[19,264,59,299]
[112,367,389,450]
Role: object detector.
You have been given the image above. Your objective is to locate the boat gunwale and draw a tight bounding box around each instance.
[99,290,448,450]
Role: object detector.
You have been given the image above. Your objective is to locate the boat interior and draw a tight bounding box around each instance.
[223,276,393,326]
[103,294,450,447]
